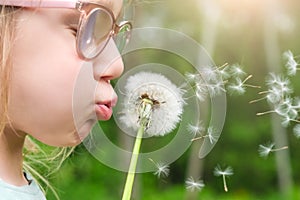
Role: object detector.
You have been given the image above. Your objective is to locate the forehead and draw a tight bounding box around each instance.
[60,0,123,23]
[83,0,123,16]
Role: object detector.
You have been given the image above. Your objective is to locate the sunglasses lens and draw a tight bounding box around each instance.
[78,8,113,59]
[113,22,132,53]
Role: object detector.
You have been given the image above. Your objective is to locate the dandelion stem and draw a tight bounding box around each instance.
[243,84,261,88]
[258,91,269,95]
[256,110,276,116]
[242,75,253,84]
[122,98,154,200]
[217,63,228,70]
[242,75,261,88]
[122,124,145,200]
[191,135,208,142]
[290,119,300,123]
[249,96,267,104]
[271,146,289,152]
[222,175,228,192]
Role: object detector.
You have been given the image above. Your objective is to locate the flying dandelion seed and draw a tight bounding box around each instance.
[185,72,198,82]
[229,64,246,77]
[148,158,170,178]
[258,143,274,157]
[283,50,300,76]
[258,142,288,158]
[293,124,300,138]
[251,66,300,127]
[206,127,218,144]
[228,75,260,95]
[266,73,293,95]
[195,82,208,102]
[206,81,227,97]
[293,97,300,107]
[199,66,221,82]
[281,115,300,127]
[153,163,170,178]
[187,122,205,136]
[185,63,256,103]
[191,126,218,144]
[227,78,246,95]
[214,165,233,192]
[219,66,231,79]
[185,64,227,102]
[185,177,205,192]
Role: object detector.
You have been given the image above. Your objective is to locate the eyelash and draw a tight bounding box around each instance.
[69,25,78,36]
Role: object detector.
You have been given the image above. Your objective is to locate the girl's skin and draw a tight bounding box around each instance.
[0,0,123,187]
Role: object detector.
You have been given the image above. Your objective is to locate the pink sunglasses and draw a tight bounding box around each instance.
[0,0,132,60]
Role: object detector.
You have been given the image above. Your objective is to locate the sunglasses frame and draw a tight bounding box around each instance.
[0,0,132,60]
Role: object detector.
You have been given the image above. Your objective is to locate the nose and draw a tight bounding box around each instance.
[92,39,124,82]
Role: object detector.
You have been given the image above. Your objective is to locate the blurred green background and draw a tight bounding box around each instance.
[47,0,300,199]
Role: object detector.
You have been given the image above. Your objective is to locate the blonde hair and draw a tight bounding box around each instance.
[0,5,74,200]
[0,5,15,135]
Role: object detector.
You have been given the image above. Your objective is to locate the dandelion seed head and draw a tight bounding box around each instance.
[214,165,234,176]
[153,163,170,178]
[293,124,300,139]
[258,143,274,157]
[119,72,185,137]
[185,177,205,192]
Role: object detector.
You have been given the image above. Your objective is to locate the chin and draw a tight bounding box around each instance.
[40,130,86,147]
[65,138,82,147]
[62,129,90,147]
[40,120,95,147]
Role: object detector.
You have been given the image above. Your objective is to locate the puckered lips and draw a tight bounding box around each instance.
[95,97,117,120]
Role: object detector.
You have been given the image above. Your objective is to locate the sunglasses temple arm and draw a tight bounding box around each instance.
[0,0,77,8]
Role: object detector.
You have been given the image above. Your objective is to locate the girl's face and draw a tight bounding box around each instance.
[8,0,124,146]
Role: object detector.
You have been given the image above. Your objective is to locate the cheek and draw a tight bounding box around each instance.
[9,58,82,144]
[9,14,89,145]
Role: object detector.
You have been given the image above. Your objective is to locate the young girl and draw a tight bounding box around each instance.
[0,0,131,199]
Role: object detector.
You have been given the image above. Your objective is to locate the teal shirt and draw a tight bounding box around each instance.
[0,173,46,200]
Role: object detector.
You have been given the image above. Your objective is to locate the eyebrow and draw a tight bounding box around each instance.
[61,10,81,24]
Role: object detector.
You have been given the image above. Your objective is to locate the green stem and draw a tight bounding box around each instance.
[223,175,228,192]
[121,124,145,200]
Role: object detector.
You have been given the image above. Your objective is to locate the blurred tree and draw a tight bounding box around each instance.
[185,1,222,200]
[263,0,293,196]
